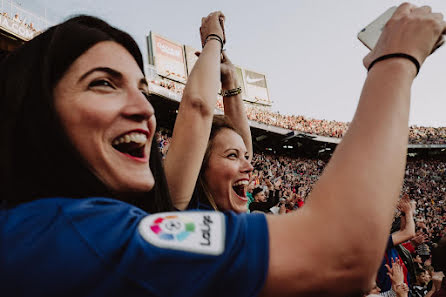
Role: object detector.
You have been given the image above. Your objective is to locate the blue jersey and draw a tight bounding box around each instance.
[1,197,269,297]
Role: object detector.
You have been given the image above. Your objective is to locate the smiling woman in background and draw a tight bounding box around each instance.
[1,3,445,297]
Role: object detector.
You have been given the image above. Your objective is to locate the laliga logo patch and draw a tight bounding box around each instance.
[149,215,195,242]
[138,212,225,255]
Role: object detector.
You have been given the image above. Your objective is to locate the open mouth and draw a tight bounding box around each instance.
[232,180,248,201]
[112,131,147,159]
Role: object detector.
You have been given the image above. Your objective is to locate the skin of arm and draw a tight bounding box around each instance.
[220,52,253,160]
[424,286,438,297]
[164,12,224,210]
[393,200,416,245]
[260,4,446,296]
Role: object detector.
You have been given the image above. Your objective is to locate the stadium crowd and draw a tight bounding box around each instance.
[226,98,446,145]
[157,130,445,296]
[151,81,446,144]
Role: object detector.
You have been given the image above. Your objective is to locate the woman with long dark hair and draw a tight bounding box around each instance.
[0,15,172,213]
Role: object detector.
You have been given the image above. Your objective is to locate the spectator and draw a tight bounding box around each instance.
[249,179,281,214]
[412,269,434,297]
[377,198,416,293]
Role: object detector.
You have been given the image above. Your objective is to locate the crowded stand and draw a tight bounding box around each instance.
[222,97,446,144]
[151,80,446,144]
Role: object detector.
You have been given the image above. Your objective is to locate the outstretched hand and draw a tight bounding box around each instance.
[363,3,446,70]
[398,197,412,214]
[385,258,405,286]
[200,11,225,48]
[411,233,428,246]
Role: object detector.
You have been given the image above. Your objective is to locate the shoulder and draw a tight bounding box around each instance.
[3,200,270,296]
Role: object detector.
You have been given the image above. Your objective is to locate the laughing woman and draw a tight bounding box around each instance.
[1,4,446,297]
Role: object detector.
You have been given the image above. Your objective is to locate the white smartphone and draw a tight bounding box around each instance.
[358,6,445,51]
[357,6,397,50]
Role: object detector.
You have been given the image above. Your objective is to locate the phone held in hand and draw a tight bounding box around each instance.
[358,6,445,51]
[357,6,397,50]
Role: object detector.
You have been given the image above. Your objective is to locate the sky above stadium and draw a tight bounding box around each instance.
[16,0,446,127]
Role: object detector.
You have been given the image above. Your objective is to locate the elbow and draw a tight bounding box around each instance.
[323,236,385,296]
[336,247,381,294]
[182,93,214,118]
[406,229,416,240]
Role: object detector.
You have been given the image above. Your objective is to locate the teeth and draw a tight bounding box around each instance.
[233,180,249,187]
[113,132,147,147]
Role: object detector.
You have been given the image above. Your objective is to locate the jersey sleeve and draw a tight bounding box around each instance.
[64,199,269,297]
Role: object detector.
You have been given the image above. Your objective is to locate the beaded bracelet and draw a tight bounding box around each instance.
[220,87,242,97]
[368,53,420,76]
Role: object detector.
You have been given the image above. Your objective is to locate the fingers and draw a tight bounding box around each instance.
[416,5,432,14]
[393,2,415,17]
[212,11,225,20]
[200,11,226,44]
[221,50,231,63]
[432,12,444,21]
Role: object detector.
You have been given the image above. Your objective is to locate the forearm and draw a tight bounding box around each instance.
[393,211,416,245]
[181,40,221,115]
[222,75,253,159]
[400,213,407,230]
[264,190,279,208]
[402,211,415,237]
[307,59,414,244]
[270,60,416,292]
[424,287,437,297]
[165,40,221,209]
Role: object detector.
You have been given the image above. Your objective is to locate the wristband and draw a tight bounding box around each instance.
[203,34,224,52]
[220,87,242,97]
[367,53,420,76]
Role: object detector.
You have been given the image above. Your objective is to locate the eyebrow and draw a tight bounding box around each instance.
[78,67,122,83]
[78,67,148,88]
[223,148,248,155]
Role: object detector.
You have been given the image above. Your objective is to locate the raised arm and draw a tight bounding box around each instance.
[386,259,410,297]
[220,52,253,160]
[392,198,416,245]
[164,12,224,210]
[262,4,446,296]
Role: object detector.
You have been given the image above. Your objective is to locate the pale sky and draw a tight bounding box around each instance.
[16,0,446,127]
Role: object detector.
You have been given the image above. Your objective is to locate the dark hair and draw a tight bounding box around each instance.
[0,15,173,213]
[252,187,264,198]
[192,115,240,210]
[415,269,428,276]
